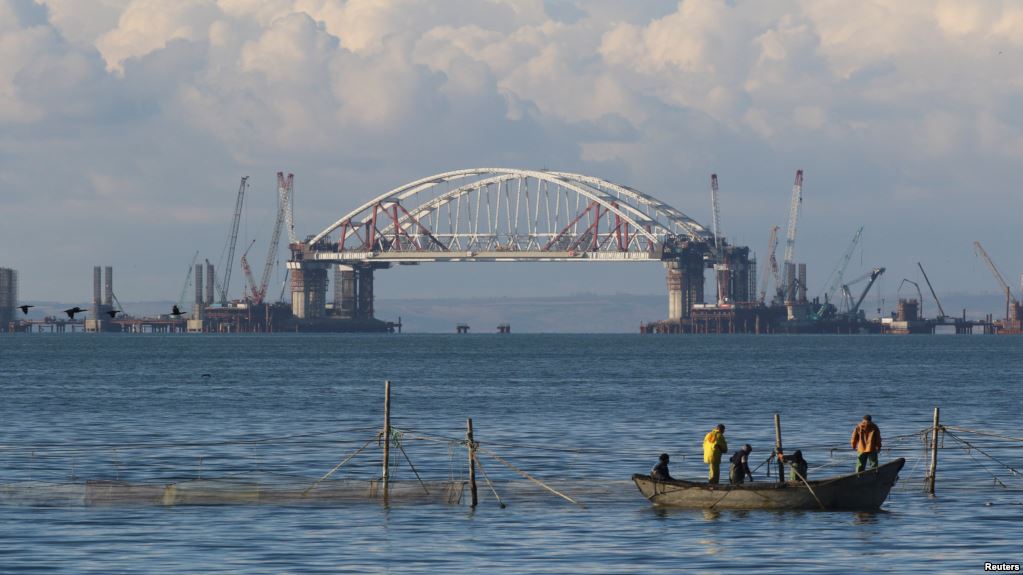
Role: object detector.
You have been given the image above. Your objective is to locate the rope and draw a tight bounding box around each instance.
[0,427,382,454]
[301,436,376,496]
[944,427,1023,443]
[750,453,775,477]
[791,468,827,510]
[471,452,506,508]
[944,430,1021,481]
[476,446,584,508]
[395,435,429,495]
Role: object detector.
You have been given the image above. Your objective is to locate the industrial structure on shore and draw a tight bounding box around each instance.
[2,167,1021,335]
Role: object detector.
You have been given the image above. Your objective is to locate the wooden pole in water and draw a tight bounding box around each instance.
[774,413,784,483]
[382,380,391,494]
[467,418,478,507]
[927,406,940,495]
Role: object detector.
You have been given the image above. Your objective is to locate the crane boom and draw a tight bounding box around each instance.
[285,174,297,245]
[177,250,200,311]
[710,174,721,252]
[782,170,803,266]
[258,173,293,304]
[973,241,1017,304]
[219,176,247,305]
[850,267,885,316]
[898,278,925,318]
[240,239,258,302]
[917,262,946,319]
[759,225,780,304]
[819,226,863,313]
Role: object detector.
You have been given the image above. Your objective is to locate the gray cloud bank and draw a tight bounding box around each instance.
[1,0,1021,306]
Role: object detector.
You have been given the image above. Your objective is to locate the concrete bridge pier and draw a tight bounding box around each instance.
[290,264,328,319]
[356,264,375,320]
[664,247,706,322]
[333,266,357,319]
[327,263,385,320]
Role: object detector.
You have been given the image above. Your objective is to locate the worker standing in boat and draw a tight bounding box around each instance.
[703,424,728,484]
[851,414,882,472]
[728,444,754,484]
[650,453,673,481]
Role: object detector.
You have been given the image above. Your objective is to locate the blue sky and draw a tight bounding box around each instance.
[2,0,1021,303]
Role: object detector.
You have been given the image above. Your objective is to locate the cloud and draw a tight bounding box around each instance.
[1,0,1022,304]
[96,0,221,74]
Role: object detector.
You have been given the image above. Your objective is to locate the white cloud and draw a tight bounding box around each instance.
[2,0,1023,302]
[96,0,221,74]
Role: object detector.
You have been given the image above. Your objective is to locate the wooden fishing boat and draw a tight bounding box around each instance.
[632,458,905,510]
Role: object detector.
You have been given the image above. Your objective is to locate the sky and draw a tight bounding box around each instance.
[2,0,1022,306]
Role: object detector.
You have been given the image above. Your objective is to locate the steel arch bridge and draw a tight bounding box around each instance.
[288,168,753,323]
[297,168,714,263]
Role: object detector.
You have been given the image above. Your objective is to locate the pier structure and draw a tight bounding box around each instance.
[85,266,119,332]
[0,268,16,332]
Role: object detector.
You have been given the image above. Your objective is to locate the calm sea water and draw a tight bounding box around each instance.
[0,334,1020,573]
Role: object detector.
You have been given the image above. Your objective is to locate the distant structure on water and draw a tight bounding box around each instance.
[0,268,16,333]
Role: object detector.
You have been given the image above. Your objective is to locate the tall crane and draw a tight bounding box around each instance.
[973,241,1018,304]
[218,176,247,305]
[709,174,730,305]
[841,267,885,317]
[710,174,722,253]
[285,173,297,245]
[758,225,780,304]
[917,262,947,320]
[782,170,804,268]
[818,226,863,316]
[240,240,259,303]
[255,173,293,305]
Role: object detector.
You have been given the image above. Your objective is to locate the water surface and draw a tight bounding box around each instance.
[0,334,1019,573]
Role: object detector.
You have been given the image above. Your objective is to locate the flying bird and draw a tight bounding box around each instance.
[106,310,120,318]
[64,307,87,319]
[170,305,186,317]
[18,305,34,315]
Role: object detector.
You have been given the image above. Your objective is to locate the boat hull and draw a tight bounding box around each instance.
[633,458,904,511]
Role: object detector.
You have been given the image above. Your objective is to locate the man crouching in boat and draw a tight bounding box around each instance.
[651,453,673,481]
[777,449,809,481]
[729,444,754,485]
[703,424,728,484]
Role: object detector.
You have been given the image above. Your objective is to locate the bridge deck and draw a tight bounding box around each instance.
[300,250,666,264]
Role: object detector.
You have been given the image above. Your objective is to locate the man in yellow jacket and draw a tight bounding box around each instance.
[703,424,728,484]
[851,414,882,472]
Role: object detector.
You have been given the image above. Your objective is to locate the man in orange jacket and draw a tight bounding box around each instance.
[703,424,728,484]
[851,414,882,472]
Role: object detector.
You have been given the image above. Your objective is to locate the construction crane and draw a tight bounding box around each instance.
[240,239,259,303]
[254,173,293,305]
[176,250,200,312]
[709,174,730,305]
[218,176,248,305]
[710,174,722,253]
[973,241,1018,304]
[898,279,925,318]
[782,170,804,269]
[758,225,780,304]
[841,267,885,317]
[817,226,863,316]
[285,174,297,245]
[917,262,947,320]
